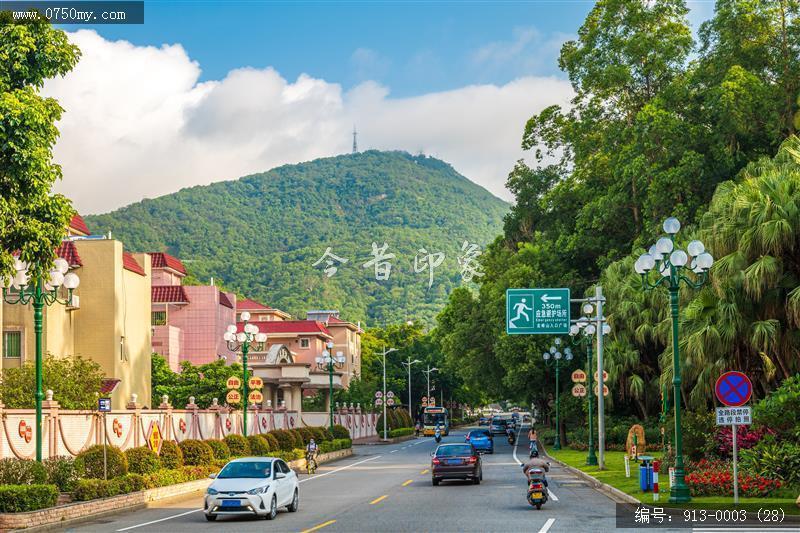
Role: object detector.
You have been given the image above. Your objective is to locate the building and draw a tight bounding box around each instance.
[150,252,237,370]
[1,215,152,409]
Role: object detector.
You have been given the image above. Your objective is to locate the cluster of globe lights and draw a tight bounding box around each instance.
[223,311,267,345]
[2,257,80,293]
[316,339,345,368]
[570,303,612,338]
[543,337,573,362]
[634,217,714,278]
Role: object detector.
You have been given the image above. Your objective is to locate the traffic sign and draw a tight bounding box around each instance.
[572,384,587,397]
[375,391,383,398]
[429,398,436,406]
[715,406,752,426]
[715,371,752,407]
[226,376,241,389]
[387,398,395,406]
[593,384,610,397]
[226,390,242,404]
[386,391,394,399]
[594,370,609,382]
[506,288,570,335]
[248,390,263,404]
[98,398,112,412]
[248,376,263,389]
[571,370,586,383]
[375,398,383,406]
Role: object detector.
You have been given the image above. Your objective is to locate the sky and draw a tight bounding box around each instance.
[42,1,717,214]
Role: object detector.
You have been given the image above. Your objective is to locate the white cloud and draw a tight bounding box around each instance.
[45,30,573,214]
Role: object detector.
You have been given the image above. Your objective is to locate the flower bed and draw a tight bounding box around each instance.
[685,459,782,497]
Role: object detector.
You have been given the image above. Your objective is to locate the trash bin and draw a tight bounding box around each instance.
[639,455,654,492]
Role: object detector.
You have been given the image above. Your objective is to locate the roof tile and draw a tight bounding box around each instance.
[149,252,187,275]
[122,252,146,276]
[56,241,83,267]
[152,285,190,303]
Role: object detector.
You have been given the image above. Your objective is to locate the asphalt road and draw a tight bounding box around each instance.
[67,426,626,533]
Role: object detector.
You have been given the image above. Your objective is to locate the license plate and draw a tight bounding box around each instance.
[530,492,543,499]
[447,459,461,465]
[221,499,241,507]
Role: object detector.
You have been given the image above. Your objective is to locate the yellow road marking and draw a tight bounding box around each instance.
[420,469,429,474]
[301,519,336,533]
[402,479,413,487]
[370,494,389,505]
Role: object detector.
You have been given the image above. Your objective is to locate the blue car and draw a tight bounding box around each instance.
[465,429,494,454]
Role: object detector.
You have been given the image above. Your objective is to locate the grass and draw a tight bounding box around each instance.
[547,448,798,512]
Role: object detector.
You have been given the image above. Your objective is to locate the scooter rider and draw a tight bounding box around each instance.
[434,422,442,443]
[521,456,550,486]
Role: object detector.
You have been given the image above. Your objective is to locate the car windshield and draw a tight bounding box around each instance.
[492,419,506,425]
[469,430,490,438]
[423,412,446,425]
[217,460,272,479]
[436,445,473,457]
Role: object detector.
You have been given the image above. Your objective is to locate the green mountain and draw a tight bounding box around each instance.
[86,151,509,324]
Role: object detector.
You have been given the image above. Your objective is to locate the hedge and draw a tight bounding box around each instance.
[178,440,214,466]
[43,456,80,492]
[331,424,350,440]
[288,429,305,449]
[124,447,161,475]
[0,458,47,485]
[389,428,414,438]
[271,449,305,462]
[319,438,352,454]
[76,445,128,479]
[0,484,59,512]
[269,430,296,452]
[296,427,314,445]
[247,435,271,455]
[263,433,280,451]
[205,439,231,461]
[224,434,250,457]
[158,441,184,469]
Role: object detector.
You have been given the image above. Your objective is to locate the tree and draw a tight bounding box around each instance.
[0,16,80,279]
[0,355,104,409]
[150,354,243,408]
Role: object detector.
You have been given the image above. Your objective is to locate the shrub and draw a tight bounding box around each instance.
[681,410,717,460]
[144,468,188,488]
[247,435,271,455]
[76,445,128,479]
[181,465,217,481]
[158,441,184,469]
[753,374,800,436]
[224,434,250,457]
[319,438,352,454]
[714,426,773,458]
[178,440,214,466]
[262,433,280,451]
[0,484,59,512]
[269,430,295,452]
[296,427,313,445]
[124,447,161,475]
[272,449,304,462]
[110,473,148,494]
[73,479,115,501]
[42,456,80,492]
[389,428,414,438]
[0,458,47,485]
[685,459,782,497]
[309,427,329,443]
[331,424,350,440]
[740,439,800,486]
[205,439,230,461]
[287,429,304,449]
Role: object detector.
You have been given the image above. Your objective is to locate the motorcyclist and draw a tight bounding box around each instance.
[521,456,550,487]
[506,425,515,444]
[434,422,442,442]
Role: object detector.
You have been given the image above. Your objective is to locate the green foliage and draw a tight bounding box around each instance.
[740,438,800,486]
[269,430,296,452]
[157,441,183,469]
[319,438,352,454]
[0,15,80,281]
[223,434,249,457]
[143,468,187,488]
[205,439,230,461]
[151,355,243,409]
[309,427,330,443]
[331,425,350,440]
[753,374,800,436]
[124,447,161,475]
[42,456,79,492]
[287,430,304,450]
[75,445,128,479]
[0,356,105,409]
[262,433,280,451]
[295,427,313,445]
[0,484,58,512]
[246,435,271,455]
[177,440,213,466]
[109,473,148,495]
[681,411,717,461]
[271,449,304,462]
[388,428,414,438]
[0,458,47,485]
[73,479,112,501]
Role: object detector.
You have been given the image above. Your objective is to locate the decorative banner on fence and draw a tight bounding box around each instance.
[226,390,242,404]
[248,376,264,390]
[227,376,242,389]
[248,390,264,404]
[571,370,586,383]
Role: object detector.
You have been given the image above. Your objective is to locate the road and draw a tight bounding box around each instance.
[69,426,623,533]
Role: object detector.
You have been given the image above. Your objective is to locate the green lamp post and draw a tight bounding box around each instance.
[224,312,267,438]
[316,340,345,429]
[542,338,571,450]
[635,216,714,503]
[2,257,80,462]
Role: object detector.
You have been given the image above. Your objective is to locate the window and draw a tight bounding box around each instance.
[2,331,22,358]
[151,311,167,326]
[299,338,309,348]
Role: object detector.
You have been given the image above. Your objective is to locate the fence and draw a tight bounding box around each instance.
[0,393,378,460]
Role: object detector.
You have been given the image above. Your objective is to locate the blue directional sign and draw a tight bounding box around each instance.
[98,398,112,412]
[506,288,571,335]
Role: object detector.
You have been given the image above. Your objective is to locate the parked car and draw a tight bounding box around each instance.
[205,457,299,521]
[478,417,489,426]
[431,443,482,485]
[489,417,508,434]
[465,429,494,454]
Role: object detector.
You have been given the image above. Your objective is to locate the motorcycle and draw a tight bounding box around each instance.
[526,468,548,510]
[529,441,539,458]
[434,427,442,443]
[506,428,515,445]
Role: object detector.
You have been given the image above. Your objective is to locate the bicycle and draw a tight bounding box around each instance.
[306,453,318,474]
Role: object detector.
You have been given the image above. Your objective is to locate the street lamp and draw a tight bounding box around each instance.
[315,340,345,430]
[422,365,438,400]
[542,338,571,450]
[2,257,79,462]
[570,309,611,466]
[378,346,398,440]
[635,216,713,504]
[223,312,267,438]
[401,357,421,418]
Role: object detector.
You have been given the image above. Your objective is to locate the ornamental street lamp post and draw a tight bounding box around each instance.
[635,217,714,503]
[401,357,420,415]
[570,310,611,467]
[2,258,80,462]
[422,365,438,400]
[316,340,345,429]
[224,312,267,438]
[542,338,571,450]
[378,346,398,440]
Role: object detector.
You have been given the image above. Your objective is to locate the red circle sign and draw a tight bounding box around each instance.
[715,371,752,407]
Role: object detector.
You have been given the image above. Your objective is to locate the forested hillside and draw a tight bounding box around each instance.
[86,151,509,323]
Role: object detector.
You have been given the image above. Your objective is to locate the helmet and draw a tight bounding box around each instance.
[530,449,539,458]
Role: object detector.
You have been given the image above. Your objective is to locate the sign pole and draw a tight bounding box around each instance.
[732,423,738,504]
[595,285,606,470]
[103,411,107,481]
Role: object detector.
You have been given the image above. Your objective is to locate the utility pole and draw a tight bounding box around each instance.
[595,285,606,470]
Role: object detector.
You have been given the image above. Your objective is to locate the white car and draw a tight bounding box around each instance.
[204,457,299,521]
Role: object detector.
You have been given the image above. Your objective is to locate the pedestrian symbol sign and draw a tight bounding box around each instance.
[506,288,570,335]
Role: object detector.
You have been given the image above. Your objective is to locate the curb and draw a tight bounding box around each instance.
[541,445,639,505]
[354,434,416,445]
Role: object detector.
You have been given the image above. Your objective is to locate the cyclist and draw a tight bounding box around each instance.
[305,438,319,473]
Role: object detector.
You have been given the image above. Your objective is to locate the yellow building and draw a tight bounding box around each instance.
[1,216,152,409]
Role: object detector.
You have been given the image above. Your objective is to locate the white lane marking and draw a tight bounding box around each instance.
[512,424,524,465]
[299,455,383,483]
[390,449,398,453]
[116,509,201,531]
[538,518,556,533]
[547,488,559,501]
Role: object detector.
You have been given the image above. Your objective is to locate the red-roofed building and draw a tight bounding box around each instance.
[236,298,291,322]
[305,310,362,388]
[122,252,146,276]
[68,214,91,237]
[150,252,187,285]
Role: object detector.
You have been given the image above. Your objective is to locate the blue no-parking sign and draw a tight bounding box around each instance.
[714,371,752,407]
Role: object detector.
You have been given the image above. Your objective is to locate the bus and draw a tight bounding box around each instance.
[422,406,450,436]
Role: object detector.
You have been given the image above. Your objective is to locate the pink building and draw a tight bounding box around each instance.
[150,252,237,370]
